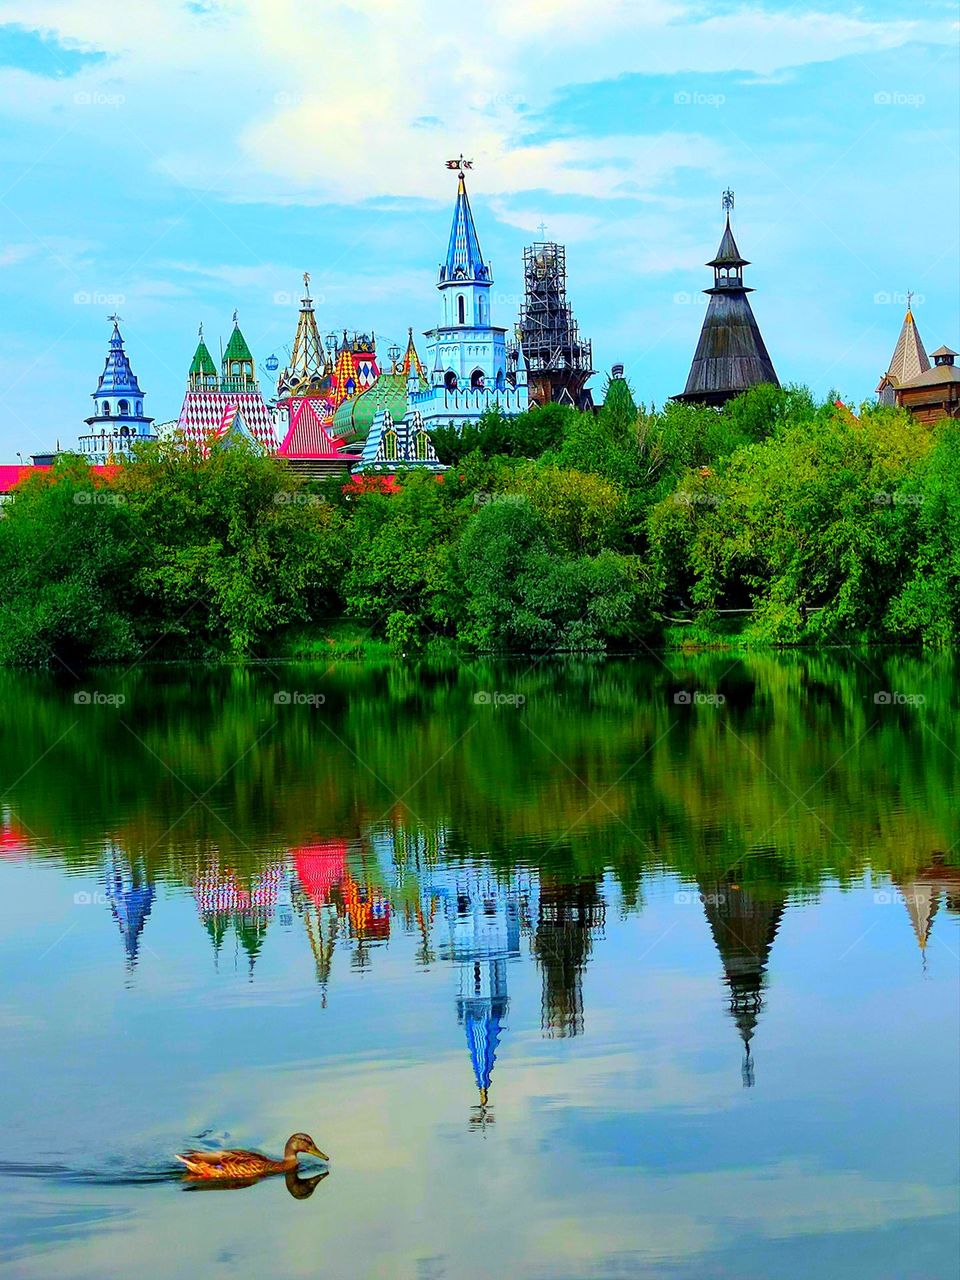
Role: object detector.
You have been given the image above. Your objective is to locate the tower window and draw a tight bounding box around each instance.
[118,400,129,415]
[458,295,465,325]
[444,370,458,392]
[102,402,111,415]
[136,401,142,415]
[470,369,485,390]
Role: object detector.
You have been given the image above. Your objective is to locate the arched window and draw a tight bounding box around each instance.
[495,369,505,392]
[457,294,465,325]
[102,402,111,415]
[415,431,430,460]
[118,399,130,415]
[136,401,142,415]
[346,377,356,395]
[384,429,399,461]
[444,370,458,392]
[470,369,485,390]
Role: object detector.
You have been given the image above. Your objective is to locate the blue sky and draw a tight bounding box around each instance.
[0,0,957,459]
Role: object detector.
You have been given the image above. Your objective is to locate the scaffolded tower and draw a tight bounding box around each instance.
[513,242,594,408]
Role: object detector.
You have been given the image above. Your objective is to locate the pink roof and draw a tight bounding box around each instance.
[293,840,348,907]
[0,464,121,494]
[177,390,277,453]
[278,399,356,460]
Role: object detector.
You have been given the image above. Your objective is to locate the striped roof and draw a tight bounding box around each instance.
[177,390,277,453]
[278,398,353,459]
[882,307,930,388]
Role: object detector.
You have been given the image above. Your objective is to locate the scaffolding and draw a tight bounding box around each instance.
[512,243,594,407]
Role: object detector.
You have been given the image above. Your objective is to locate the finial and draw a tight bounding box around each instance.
[108,312,122,326]
[907,289,914,311]
[537,221,547,238]
[232,309,239,326]
[722,188,735,213]
[445,155,474,177]
[198,322,203,340]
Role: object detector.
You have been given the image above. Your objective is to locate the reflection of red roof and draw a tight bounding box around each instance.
[293,841,348,907]
[343,874,391,940]
[0,464,120,494]
[0,815,31,859]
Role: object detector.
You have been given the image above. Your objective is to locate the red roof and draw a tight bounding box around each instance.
[278,399,356,460]
[293,841,348,908]
[0,464,120,494]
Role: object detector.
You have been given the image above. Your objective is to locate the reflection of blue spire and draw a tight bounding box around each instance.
[104,851,155,970]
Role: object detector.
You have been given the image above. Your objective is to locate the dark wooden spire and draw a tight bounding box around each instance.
[674,198,779,406]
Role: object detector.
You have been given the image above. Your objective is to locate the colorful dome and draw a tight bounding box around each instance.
[332,371,411,446]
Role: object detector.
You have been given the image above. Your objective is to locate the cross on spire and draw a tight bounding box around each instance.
[722,188,735,213]
[537,221,547,238]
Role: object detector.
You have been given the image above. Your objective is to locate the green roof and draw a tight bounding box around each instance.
[332,372,411,446]
[189,339,217,377]
[223,322,253,364]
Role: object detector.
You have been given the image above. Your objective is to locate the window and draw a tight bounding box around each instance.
[118,400,129,415]
[384,429,399,461]
[470,369,485,390]
[457,295,465,325]
[444,370,458,392]
[136,401,142,415]
[415,431,430,460]
[102,402,111,415]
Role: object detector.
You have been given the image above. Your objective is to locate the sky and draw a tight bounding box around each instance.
[0,0,957,460]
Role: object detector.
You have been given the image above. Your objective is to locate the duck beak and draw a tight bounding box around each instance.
[308,1144,329,1163]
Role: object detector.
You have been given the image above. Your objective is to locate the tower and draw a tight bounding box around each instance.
[220,311,257,393]
[80,316,155,463]
[877,295,930,405]
[176,314,277,454]
[419,162,516,413]
[513,241,594,408]
[673,191,779,406]
[278,274,332,401]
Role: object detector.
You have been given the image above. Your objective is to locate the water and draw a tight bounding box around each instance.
[0,654,957,1280]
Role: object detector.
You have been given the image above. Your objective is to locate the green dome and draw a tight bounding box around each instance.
[332,372,411,446]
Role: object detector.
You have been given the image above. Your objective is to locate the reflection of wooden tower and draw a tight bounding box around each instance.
[894,854,960,968]
[533,877,605,1039]
[698,877,786,1087]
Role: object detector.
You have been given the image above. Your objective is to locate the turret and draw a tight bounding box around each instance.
[188,324,219,391]
[80,315,155,462]
[221,311,257,393]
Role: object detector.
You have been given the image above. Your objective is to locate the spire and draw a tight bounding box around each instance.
[673,194,779,406]
[440,169,489,285]
[188,323,219,390]
[93,316,145,399]
[221,312,256,392]
[880,301,931,394]
[401,327,425,381]
[280,273,328,397]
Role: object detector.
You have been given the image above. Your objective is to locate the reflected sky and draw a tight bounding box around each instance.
[0,655,958,1279]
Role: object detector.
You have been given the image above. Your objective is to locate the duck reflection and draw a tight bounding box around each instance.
[183,1168,329,1198]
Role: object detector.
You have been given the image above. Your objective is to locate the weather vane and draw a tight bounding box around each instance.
[108,312,122,325]
[303,271,310,291]
[722,188,735,213]
[445,154,473,175]
[232,309,239,325]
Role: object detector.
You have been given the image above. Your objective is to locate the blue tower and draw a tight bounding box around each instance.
[80,315,155,463]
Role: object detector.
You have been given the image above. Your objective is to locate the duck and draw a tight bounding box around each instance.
[176,1132,328,1181]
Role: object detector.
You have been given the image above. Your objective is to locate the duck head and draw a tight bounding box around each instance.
[284,1132,329,1163]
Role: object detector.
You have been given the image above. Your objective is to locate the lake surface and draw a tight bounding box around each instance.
[0,653,958,1280]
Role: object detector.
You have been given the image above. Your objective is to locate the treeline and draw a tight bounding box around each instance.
[1,379,958,665]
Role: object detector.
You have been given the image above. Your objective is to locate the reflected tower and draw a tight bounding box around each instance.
[534,877,605,1039]
[698,877,786,1087]
[103,844,155,973]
